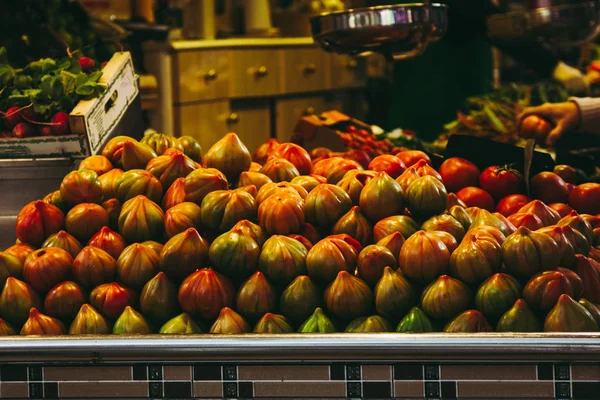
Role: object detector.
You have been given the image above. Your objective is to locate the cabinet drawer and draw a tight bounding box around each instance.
[329,54,366,89]
[228,99,272,154]
[229,49,282,98]
[275,96,330,142]
[175,50,230,102]
[175,100,271,154]
[281,48,327,94]
[175,101,230,151]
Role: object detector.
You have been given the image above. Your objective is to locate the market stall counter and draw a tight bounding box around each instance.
[0,334,598,399]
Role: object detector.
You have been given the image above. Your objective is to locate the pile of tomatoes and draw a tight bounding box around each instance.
[438,157,600,216]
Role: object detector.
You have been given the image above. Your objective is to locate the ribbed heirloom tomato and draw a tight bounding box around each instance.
[479,165,522,200]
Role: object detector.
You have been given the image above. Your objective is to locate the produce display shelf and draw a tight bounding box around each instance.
[0,334,598,399]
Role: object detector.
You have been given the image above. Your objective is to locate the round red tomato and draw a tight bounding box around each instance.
[569,183,600,215]
[519,115,552,141]
[496,194,531,217]
[479,165,522,200]
[457,187,495,212]
[548,203,575,218]
[438,157,480,193]
[368,155,406,178]
[530,171,569,204]
[395,150,431,167]
[553,165,578,184]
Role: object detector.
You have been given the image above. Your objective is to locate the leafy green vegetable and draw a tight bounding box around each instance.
[0,46,106,120]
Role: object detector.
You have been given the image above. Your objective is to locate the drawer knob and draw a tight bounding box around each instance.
[255,66,268,77]
[304,106,315,116]
[205,69,218,80]
[304,63,317,74]
[347,59,358,69]
[227,113,239,124]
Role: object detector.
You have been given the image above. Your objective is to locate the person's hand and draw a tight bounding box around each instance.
[517,101,581,146]
[553,62,590,95]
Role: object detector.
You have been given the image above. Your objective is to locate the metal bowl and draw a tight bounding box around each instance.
[487,1,600,48]
[310,4,448,61]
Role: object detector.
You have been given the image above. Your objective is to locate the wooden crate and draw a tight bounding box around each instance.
[0,52,140,159]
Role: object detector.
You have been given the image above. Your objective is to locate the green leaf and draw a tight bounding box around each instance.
[51,77,64,98]
[76,83,95,96]
[39,58,57,75]
[56,59,72,72]
[59,95,74,112]
[75,72,88,88]
[60,70,77,95]
[66,58,82,74]
[13,75,32,89]
[87,71,103,83]
[40,76,54,97]
[0,47,7,64]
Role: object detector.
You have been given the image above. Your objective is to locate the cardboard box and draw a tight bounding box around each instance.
[0,52,139,159]
[291,110,372,152]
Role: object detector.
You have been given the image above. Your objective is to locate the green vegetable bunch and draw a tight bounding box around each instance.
[0,47,105,120]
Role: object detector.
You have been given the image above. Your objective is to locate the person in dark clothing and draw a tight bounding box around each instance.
[380,0,588,140]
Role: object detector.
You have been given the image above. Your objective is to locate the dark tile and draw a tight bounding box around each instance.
[29,382,43,399]
[164,382,191,399]
[194,363,222,381]
[555,363,571,380]
[347,381,362,397]
[238,381,253,398]
[425,364,440,380]
[223,382,237,398]
[149,381,163,398]
[347,364,361,381]
[330,363,345,380]
[1,366,27,381]
[394,363,423,380]
[573,382,600,399]
[362,381,391,398]
[441,381,456,399]
[425,381,440,398]
[538,363,553,380]
[556,382,571,398]
[133,365,147,380]
[149,365,163,381]
[29,366,43,382]
[44,382,58,399]
[223,365,237,380]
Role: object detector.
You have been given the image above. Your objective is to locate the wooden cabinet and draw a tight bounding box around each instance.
[175,100,270,154]
[228,99,271,154]
[145,39,369,148]
[229,49,282,98]
[329,54,367,89]
[281,48,327,94]
[175,50,230,103]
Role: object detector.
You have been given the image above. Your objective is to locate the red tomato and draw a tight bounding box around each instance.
[496,194,531,217]
[548,203,575,218]
[395,150,431,167]
[438,157,480,193]
[479,166,522,200]
[569,183,600,215]
[530,171,569,204]
[553,165,578,184]
[368,155,406,178]
[519,115,552,140]
[457,187,495,212]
